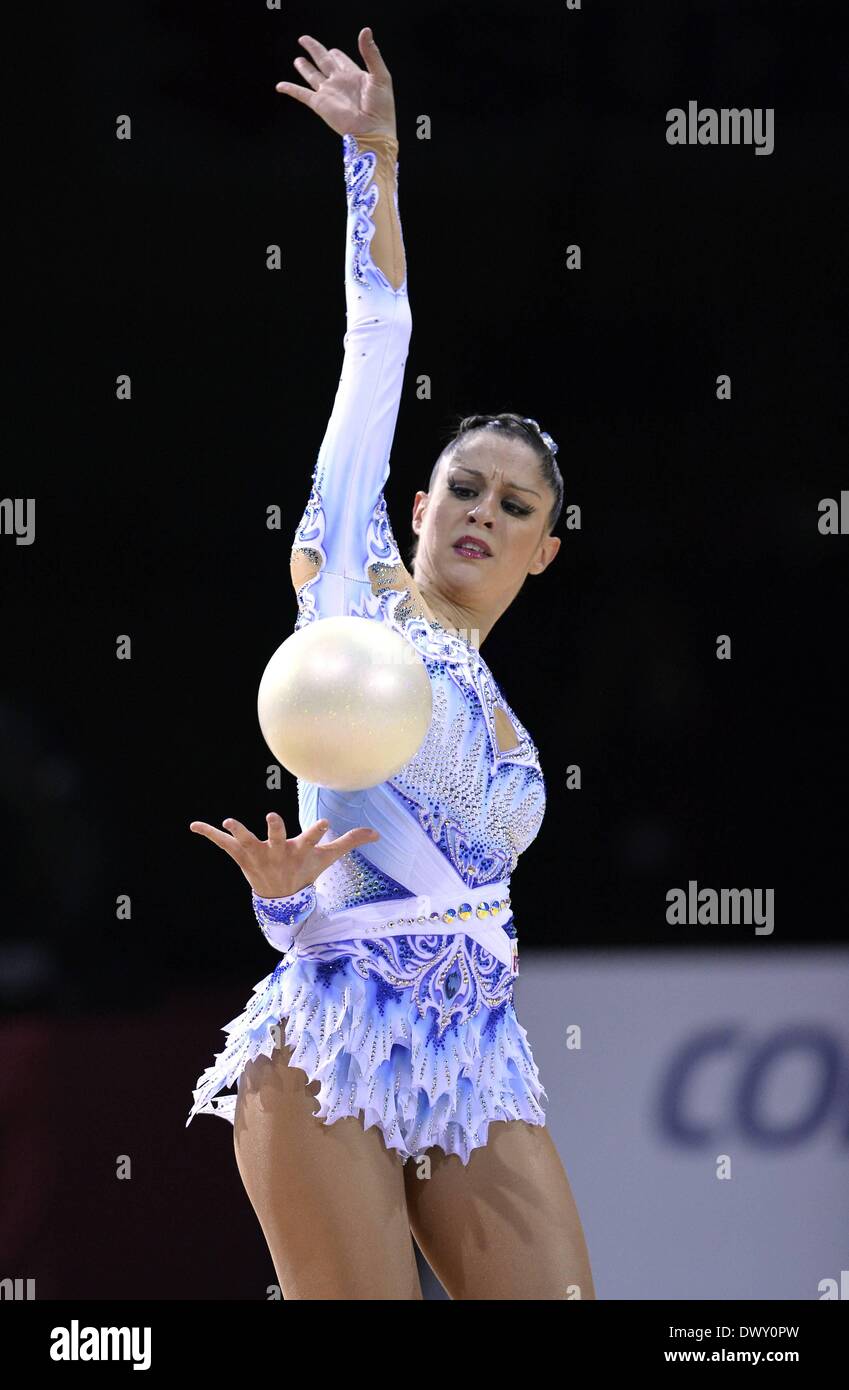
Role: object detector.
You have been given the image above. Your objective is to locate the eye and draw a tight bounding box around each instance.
[447,481,533,518]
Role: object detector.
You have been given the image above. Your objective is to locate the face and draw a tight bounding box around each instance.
[410,430,561,609]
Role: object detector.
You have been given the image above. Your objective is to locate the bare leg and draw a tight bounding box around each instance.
[404,1120,595,1300]
[233,1035,423,1299]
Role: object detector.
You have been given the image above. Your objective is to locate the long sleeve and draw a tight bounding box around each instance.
[290,131,413,627]
[252,884,318,953]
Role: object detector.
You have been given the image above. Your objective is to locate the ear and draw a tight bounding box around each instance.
[411,490,429,535]
[528,533,561,575]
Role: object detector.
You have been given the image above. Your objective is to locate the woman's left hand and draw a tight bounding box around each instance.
[275,28,397,140]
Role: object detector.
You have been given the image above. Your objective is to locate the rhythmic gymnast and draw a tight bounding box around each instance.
[188,27,595,1301]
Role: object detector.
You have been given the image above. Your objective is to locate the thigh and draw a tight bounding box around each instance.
[404,1120,595,1300]
[233,1032,423,1300]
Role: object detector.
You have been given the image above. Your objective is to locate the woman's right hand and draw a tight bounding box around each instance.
[275,28,396,140]
[189,812,379,900]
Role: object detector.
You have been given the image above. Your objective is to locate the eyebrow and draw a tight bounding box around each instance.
[450,464,541,498]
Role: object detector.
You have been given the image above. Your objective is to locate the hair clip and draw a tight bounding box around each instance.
[521,417,559,457]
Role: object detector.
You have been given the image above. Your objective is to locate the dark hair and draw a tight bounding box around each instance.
[407,412,564,569]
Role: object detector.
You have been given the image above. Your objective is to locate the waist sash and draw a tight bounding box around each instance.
[296,879,517,974]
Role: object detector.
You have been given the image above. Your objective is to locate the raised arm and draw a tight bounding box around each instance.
[290,130,412,626]
[277,32,412,626]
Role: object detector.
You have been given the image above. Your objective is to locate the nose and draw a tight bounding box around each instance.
[468,496,496,526]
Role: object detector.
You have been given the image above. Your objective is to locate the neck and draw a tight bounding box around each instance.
[416,582,496,651]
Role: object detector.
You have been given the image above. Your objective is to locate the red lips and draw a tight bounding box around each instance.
[453,534,492,556]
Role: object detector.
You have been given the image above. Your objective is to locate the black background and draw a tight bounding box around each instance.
[3,0,846,1014]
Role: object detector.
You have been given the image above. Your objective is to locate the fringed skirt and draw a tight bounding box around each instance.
[186,930,548,1166]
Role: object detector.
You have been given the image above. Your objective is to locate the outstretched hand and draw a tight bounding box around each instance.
[275,28,396,139]
[189,812,379,899]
